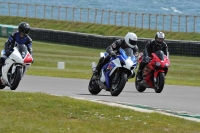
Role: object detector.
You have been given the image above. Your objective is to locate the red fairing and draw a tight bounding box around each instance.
[141,51,170,88]
[24,53,33,63]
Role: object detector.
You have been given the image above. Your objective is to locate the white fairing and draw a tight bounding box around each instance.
[9,47,24,63]
[2,57,14,84]
[100,52,105,58]
[100,69,106,82]
[1,46,32,86]
[124,58,134,69]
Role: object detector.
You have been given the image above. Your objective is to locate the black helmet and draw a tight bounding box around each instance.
[18,22,30,35]
[155,32,165,45]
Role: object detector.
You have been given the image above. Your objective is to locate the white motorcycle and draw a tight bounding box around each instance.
[0,43,33,90]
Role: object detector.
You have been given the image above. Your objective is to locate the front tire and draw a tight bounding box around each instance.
[154,72,165,93]
[9,67,22,90]
[110,72,127,96]
[88,75,101,95]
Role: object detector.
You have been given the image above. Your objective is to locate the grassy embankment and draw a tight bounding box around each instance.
[0,16,200,132]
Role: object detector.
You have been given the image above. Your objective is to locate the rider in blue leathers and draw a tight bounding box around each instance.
[1,22,33,64]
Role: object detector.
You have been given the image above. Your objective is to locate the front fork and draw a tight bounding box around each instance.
[112,68,120,84]
[153,70,165,83]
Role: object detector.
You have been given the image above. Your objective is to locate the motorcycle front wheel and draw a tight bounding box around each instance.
[9,67,22,90]
[110,72,127,96]
[154,72,165,93]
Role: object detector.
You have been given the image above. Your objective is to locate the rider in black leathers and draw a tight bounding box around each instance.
[93,32,139,77]
[136,31,169,80]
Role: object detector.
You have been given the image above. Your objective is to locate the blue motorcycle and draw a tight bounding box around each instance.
[88,47,138,96]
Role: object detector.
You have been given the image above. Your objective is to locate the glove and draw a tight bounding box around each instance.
[5,50,10,56]
[143,56,150,63]
[110,51,116,57]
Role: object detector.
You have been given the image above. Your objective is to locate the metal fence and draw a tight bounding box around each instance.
[0,2,199,33]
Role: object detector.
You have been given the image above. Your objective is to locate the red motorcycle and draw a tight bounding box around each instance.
[135,50,170,93]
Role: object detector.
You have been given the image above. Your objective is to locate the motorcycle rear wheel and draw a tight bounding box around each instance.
[135,74,146,92]
[154,72,165,93]
[88,75,101,95]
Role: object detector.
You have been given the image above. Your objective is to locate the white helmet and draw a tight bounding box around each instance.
[124,32,137,48]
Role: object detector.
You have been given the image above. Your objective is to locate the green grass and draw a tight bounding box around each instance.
[0,16,200,41]
[0,91,200,133]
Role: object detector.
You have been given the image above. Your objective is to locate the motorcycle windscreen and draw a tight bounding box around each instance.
[154,50,164,60]
[17,44,33,63]
[119,48,134,60]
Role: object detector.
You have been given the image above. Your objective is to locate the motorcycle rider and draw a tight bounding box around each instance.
[1,22,33,64]
[93,32,139,78]
[137,31,169,80]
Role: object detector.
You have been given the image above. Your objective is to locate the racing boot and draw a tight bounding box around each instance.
[136,70,142,81]
[137,62,146,80]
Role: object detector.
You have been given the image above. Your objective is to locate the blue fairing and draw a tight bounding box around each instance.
[101,48,137,88]
[102,62,114,88]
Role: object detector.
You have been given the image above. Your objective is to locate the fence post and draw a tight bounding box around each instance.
[114,11,117,26]
[148,13,151,30]
[44,5,46,19]
[101,10,104,24]
[186,15,188,33]
[35,5,38,18]
[170,14,173,32]
[51,6,54,19]
[17,3,19,16]
[58,6,61,20]
[87,8,90,23]
[94,9,97,23]
[108,10,111,25]
[80,8,82,22]
[135,13,137,27]
[73,7,75,22]
[142,13,144,29]
[121,12,124,26]
[162,14,165,31]
[194,16,196,32]
[66,7,68,20]
[8,2,10,16]
[178,14,181,32]
[128,12,130,27]
[156,14,158,30]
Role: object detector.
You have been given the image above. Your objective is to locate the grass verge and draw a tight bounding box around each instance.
[0,91,200,133]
